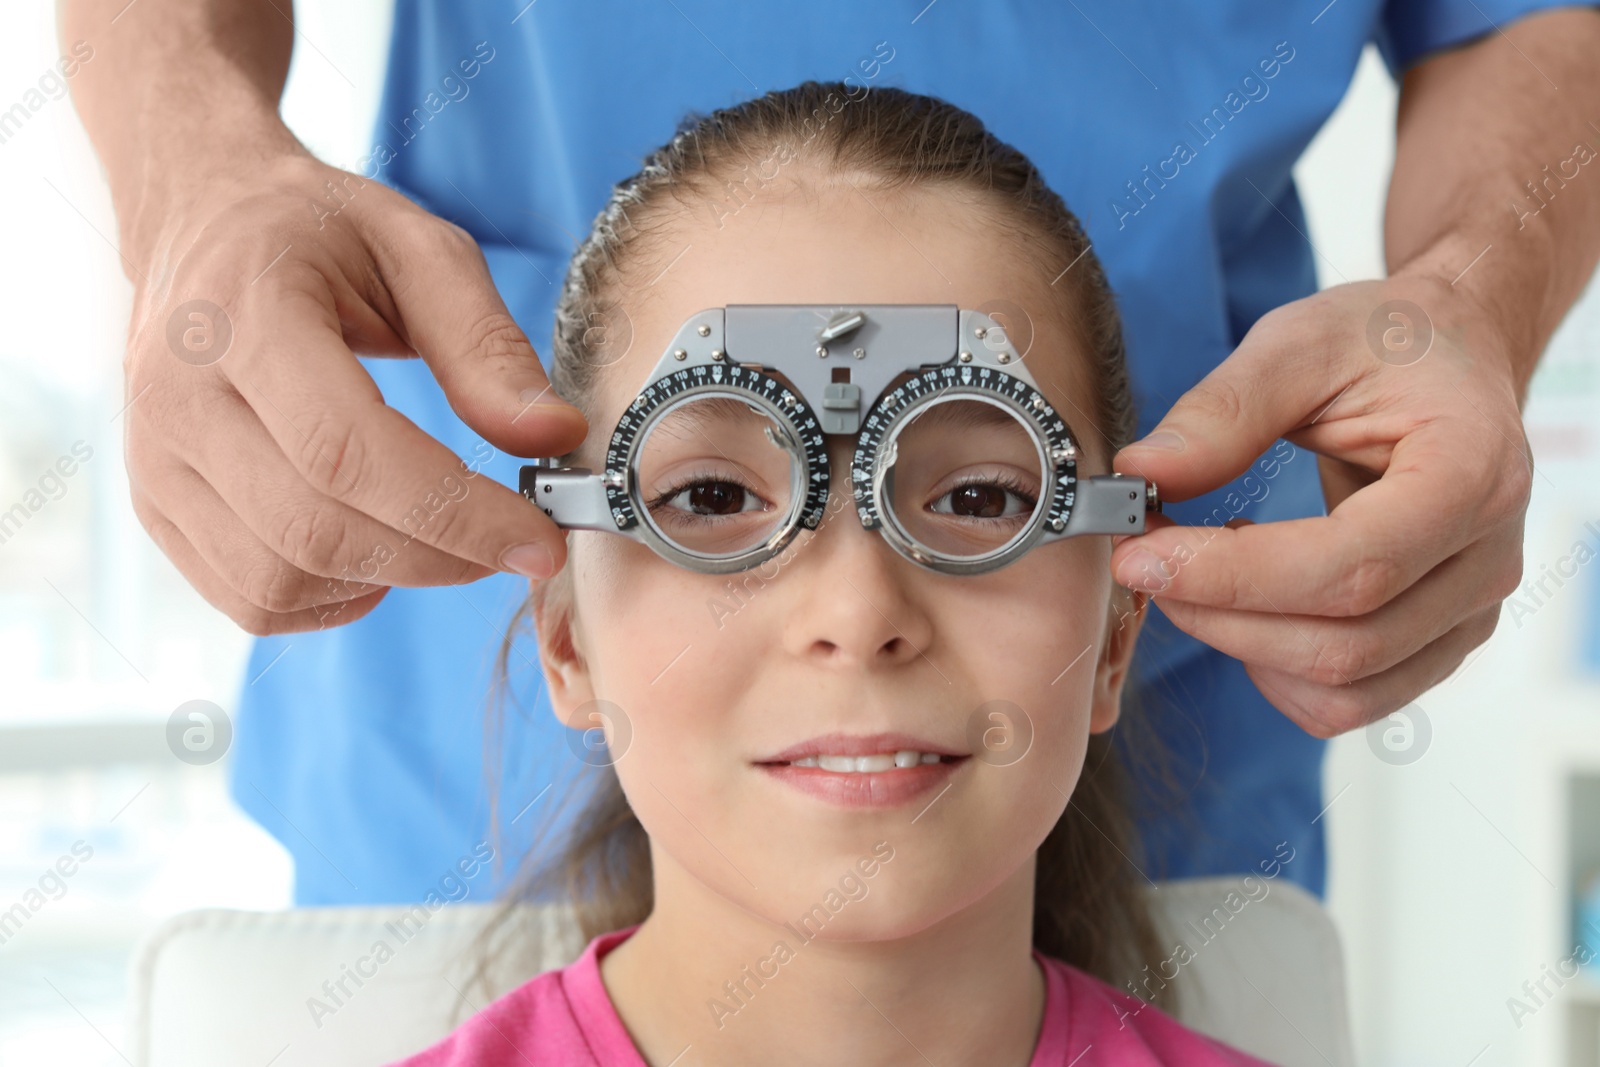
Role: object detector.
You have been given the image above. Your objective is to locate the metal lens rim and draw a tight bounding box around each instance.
[628,383,817,574]
[867,388,1055,576]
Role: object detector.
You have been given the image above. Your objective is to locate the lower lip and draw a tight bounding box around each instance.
[757,758,968,808]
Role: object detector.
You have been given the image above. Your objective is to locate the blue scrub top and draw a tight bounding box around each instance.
[234,0,1571,905]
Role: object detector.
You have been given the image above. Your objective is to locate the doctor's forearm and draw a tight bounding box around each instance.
[62,0,301,274]
[1382,5,1600,401]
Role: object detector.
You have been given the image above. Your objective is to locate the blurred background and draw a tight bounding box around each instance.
[1,2,1598,1065]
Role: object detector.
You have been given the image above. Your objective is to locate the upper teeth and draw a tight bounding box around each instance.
[789,751,944,772]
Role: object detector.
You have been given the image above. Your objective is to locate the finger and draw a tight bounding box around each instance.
[162,381,493,589]
[131,479,388,635]
[1148,526,1518,687]
[136,451,387,610]
[225,283,569,579]
[1245,604,1501,738]
[1111,304,1349,501]
[359,210,589,458]
[1109,511,1178,554]
[1112,421,1525,616]
[1315,451,1378,513]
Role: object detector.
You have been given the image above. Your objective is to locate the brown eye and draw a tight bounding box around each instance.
[930,475,1036,521]
[648,475,769,523]
[950,484,1007,518]
[686,481,749,516]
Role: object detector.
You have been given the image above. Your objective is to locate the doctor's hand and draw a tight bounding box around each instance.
[120,150,587,636]
[1109,275,1534,738]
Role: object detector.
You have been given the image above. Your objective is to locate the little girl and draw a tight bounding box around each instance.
[394,82,1272,1066]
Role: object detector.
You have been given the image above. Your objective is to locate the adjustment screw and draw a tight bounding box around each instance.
[959,350,972,362]
[975,326,988,339]
[673,348,687,360]
[998,352,1012,364]
[711,349,725,360]
[1031,395,1045,409]
[697,324,711,337]
[1052,518,1065,531]
[816,345,828,358]
[853,347,865,360]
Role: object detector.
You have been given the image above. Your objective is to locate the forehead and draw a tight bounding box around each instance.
[584,172,1103,465]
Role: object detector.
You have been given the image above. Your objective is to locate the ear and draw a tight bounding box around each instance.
[529,569,596,729]
[1089,584,1147,734]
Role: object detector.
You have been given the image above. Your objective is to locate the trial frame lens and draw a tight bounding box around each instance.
[626,382,821,573]
[866,389,1057,574]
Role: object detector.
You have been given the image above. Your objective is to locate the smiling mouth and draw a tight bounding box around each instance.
[775,751,959,772]
[756,743,969,808]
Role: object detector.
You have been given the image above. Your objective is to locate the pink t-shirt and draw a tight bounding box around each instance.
[390,925,1275,1066]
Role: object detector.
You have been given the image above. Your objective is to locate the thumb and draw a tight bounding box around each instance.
[1112,326,1334,501]
[368,216,588,459]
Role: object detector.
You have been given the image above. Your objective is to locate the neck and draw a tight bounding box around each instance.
[600,847,1047,1067]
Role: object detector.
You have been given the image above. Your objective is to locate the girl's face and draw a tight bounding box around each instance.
[535,169,1144,940]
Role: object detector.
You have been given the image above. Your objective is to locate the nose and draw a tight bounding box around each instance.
[777,439,936,671]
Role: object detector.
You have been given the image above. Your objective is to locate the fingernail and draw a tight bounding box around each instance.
[1116,549,1170,592]
[501,541,555,579]
[1129,430,1185,452]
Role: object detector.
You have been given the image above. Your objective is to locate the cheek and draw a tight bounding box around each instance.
[944,542,1110,704]
[572,533,732,684]
[942,546,1107,798]
[570,531,759,829]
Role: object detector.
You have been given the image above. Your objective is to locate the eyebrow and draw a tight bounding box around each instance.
[897,399,1022,433]
[650,395,767,440]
